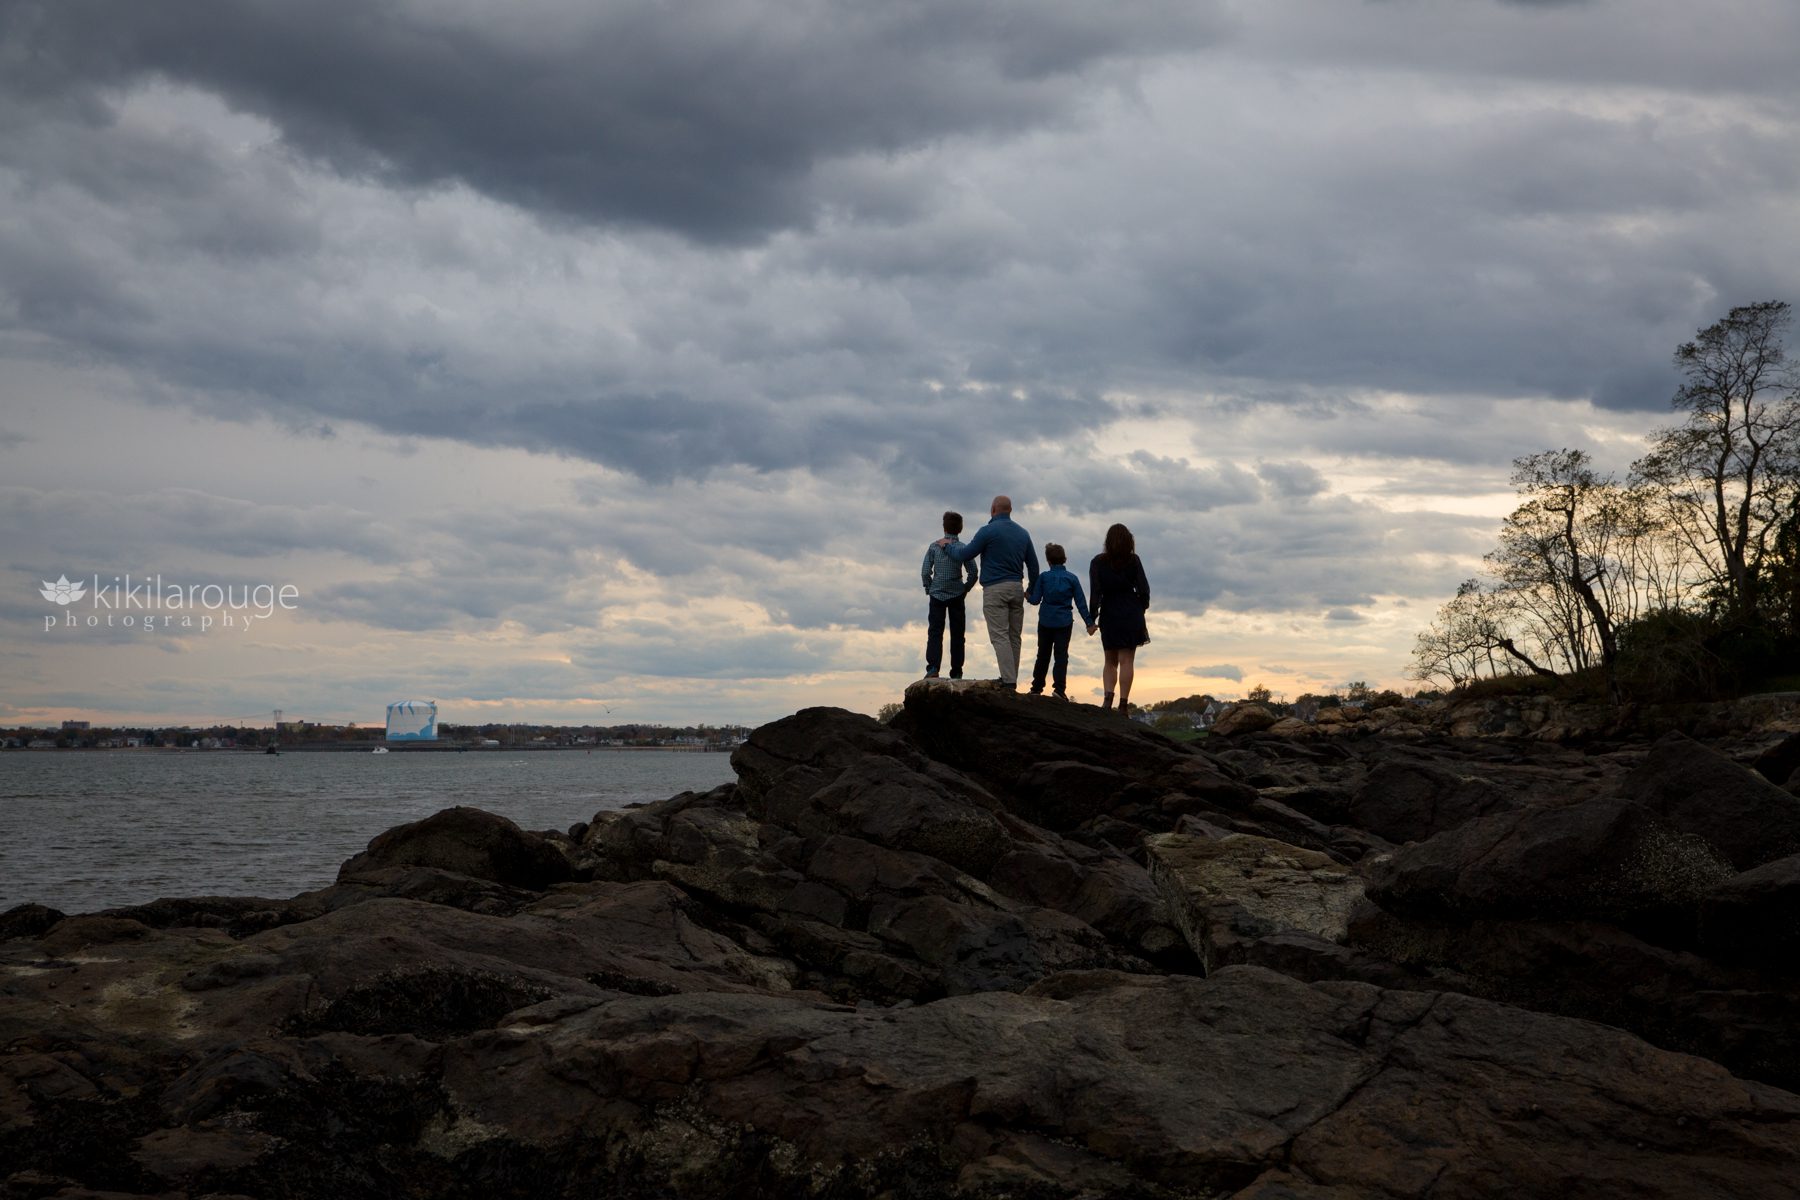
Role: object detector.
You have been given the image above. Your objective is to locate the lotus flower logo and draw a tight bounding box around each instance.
[39,574,86,605]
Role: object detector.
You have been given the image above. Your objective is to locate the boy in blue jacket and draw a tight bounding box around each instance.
[1025,542,1093,698]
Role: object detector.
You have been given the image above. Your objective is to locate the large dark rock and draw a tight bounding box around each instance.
[1701,853,1800,966]
[337,806,574,890]
[1348,902,1800,1091]
[732,708,1008,875]
[1145,832,1364,971]
[1210,702,1280,736]
[0,903,65,941]
[1012,759,1144,829]
[580,775,1145,1001]
[1754,729,1800,785]
[985,814,1188,964]
[1366,796,1733,927]
[1622,730,1800,869]
[896,680,1196,790]
[1349,758,1517,843]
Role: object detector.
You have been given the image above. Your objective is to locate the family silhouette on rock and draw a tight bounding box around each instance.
[922,495,1150,715]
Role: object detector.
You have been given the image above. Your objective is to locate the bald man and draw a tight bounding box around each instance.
[943,495,1040,688]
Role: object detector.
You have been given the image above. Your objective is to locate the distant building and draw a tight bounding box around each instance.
[62,720,90,732]
[385,700,439,742]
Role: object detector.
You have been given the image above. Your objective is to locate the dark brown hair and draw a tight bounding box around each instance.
[943,511,964,536]
[1045,542,1066,565]
[1104,523,1135,567]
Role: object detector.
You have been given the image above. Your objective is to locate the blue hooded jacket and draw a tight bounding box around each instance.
[1027,565,1092,629]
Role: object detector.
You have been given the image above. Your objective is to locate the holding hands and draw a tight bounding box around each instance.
[1085,624,1097,636]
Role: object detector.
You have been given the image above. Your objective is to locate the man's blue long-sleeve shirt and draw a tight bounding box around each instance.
[946,512,1040,588]
[1027,565,1092,629]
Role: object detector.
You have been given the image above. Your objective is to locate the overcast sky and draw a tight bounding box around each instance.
[4,0,1799,727]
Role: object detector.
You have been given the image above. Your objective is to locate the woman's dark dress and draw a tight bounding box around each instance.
[1089,553,1150,650]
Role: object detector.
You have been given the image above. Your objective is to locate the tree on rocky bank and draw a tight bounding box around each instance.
[1414,300,1800,696]
[1633,300,1800,625]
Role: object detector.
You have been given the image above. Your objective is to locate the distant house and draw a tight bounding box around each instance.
[1185,700,1228,729]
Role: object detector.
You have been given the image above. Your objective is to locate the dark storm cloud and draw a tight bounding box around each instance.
[1105,100,1800,412]
[1248,0,1800,97]
[4,0,1223,241]
[7,0,1800,489]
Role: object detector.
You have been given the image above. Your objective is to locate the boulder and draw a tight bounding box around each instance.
[984,817,1187,963]
[337,806,573,890]
[0,903,66,941]
[584,784,806,912]
[1620,731,1800,869]
[583,779,1145,1002]
[1349,759,1518,843]
[1347,902,1800,1091]
[1012,759,1139,829]
[730,706,924,803]
[731,708,1008,876]
[1366,796,1734,926]
[893,680,1199,793]
[1155,756,1263,813]
[1255,784,1352,825]
[1212,703,1280,736]
[1145,832,1365,970]
[1265,717,1313,736]
[1701,853,1800,966]
[1753,729,1800,785]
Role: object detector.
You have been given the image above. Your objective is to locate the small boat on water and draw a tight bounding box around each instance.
[264,744,279,756]
[371,746,389,754]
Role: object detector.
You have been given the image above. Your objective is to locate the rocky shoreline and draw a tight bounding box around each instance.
[5,681,1800,1198]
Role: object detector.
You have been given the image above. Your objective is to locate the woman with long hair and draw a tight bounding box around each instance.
[1088,523,1150,715]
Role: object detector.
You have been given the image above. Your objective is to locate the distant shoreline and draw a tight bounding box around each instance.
[2,744,732,754]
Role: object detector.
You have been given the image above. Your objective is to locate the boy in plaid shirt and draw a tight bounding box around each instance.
[921,511,978,678]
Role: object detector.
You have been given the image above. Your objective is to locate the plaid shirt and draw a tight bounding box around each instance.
[922,538,977,601]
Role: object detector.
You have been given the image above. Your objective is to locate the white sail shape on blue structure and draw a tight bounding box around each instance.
[385,700,438,742]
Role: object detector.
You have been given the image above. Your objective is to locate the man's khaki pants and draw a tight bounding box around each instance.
[982,580,1025,686]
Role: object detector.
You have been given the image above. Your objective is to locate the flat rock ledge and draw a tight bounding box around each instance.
[6,687,1800,1199]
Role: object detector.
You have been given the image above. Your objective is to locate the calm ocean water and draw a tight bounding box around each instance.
[0,750,736,914]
